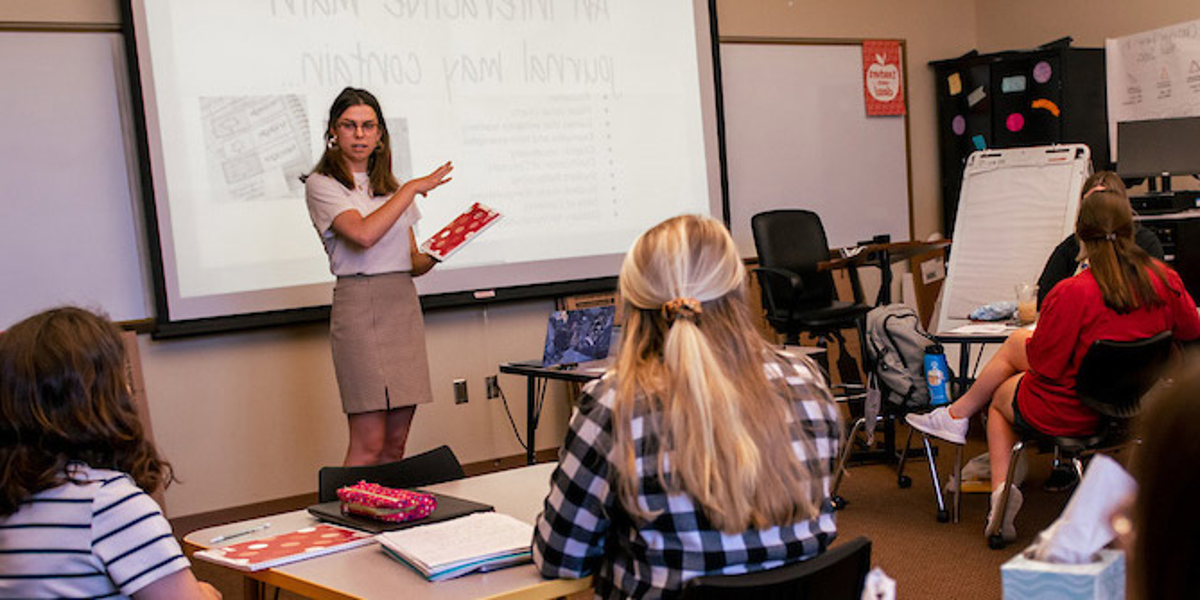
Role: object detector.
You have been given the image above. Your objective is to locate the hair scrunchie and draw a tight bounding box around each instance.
[661,297,702,322]
[1105,232,1118,241]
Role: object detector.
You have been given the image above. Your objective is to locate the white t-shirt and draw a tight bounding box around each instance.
[305,172,421,276]
[0,464,190,598]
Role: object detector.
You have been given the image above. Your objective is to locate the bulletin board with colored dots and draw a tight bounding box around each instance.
[930,44,1108,236]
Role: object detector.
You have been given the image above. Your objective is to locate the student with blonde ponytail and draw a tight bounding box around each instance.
[533,215,842,598]
[907,190,1200,542]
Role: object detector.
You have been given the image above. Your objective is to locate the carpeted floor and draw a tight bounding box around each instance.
[189,426,1074,600]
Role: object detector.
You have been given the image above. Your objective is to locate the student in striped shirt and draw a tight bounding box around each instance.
[0,307,220,599]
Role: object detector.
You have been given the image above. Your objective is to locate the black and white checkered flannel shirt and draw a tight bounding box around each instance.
[532,351,842,599]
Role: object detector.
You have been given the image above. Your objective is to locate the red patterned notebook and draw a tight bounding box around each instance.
[194,523,376,572]
[419,202,502,262]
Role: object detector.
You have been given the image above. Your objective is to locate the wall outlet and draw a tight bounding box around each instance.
[453,378,468,404]
[485,375,500,399]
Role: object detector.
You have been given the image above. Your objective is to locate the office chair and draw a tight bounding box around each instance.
[751,211,872,377]
[681,537,872,600]
[318,445,465,503]
[986,331,1175,549]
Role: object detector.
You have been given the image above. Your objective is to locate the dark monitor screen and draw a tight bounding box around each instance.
[1117,117,1200,178]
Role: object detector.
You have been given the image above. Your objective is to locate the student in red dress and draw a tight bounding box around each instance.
[906,189,1200,541]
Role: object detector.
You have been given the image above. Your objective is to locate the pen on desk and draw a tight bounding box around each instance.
[210,522,271,544]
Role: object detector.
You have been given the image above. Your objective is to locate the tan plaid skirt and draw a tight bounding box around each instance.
[330,272,433,414]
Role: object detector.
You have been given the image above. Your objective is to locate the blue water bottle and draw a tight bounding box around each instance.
[924,344,951,407]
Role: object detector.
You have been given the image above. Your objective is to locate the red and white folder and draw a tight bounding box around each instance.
[419,203,503,262]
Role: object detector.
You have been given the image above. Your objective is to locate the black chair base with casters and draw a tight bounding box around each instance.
[985,332,1175,550]
[681,537,872,600]
[318,445,465,503]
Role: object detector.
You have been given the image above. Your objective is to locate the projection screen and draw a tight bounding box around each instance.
[127,0,725,335]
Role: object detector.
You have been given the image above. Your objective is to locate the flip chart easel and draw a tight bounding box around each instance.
[936,145,1090,333]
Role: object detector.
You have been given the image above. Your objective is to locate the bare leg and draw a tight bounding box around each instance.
[379,406,417,464]
[948,329,1032,420]
[345,411,387,467]
[987,374,1022,492]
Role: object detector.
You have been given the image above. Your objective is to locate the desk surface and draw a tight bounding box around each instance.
[183,463,590,600]
[498,359,610,383]
[819,239,952,271]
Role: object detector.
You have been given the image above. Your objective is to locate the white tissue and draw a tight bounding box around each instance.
[861,567,896,600]
[1029,454,1136,564]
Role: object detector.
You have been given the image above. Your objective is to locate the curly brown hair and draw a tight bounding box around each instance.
[0,307,172,516]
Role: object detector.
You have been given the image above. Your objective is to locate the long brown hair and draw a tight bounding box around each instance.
[0,307,172,516]
[1076,189,1167,313]
[1130,362,1200,600]
[612,215,832,532]
[310,87,400,195]
[1079,170,1127,200]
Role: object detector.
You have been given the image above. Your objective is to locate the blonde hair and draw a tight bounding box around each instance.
[612,215,829,532]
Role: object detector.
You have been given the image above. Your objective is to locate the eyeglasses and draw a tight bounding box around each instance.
[336,120,379,135]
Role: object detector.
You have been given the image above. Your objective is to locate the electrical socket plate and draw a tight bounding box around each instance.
[485,375,500,399]
[453,378,468,404]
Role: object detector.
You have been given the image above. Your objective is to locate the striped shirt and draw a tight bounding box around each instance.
[533,351,842,599]
[0,465,189,599]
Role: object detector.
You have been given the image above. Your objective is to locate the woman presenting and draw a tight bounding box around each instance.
[306,87,453,466]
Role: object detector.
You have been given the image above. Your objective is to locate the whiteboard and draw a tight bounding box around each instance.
[721,40,911,256]
[1105,18,1200,161]
[0,30,149,329]
[936,145,1089,333]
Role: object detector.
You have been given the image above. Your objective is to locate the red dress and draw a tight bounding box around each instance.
[1018,262,1200,436]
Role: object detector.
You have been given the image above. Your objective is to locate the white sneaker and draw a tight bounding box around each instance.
[905,406,968,445]
[987,485,1024,542]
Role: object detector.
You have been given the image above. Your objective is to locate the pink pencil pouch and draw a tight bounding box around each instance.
[336,481,437,523]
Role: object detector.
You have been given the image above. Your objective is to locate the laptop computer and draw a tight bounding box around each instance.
[538,306,616,368]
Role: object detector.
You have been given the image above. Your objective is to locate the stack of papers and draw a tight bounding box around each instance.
[378,512,534,582]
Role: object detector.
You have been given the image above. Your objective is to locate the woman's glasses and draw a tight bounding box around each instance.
[336,120,379,135]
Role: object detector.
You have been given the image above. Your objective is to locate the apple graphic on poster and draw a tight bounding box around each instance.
[867,53,900,102]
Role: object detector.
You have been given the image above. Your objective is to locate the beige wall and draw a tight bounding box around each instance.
[0,0,120,26]
[142,300,573,517]
[976,0,1200,52]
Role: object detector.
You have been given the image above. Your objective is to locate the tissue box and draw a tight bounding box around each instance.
[1001,548,1125,600]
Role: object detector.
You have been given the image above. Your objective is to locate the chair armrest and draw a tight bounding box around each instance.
[752,266,804,323]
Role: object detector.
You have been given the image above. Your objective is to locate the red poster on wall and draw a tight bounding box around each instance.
[862,40,905,116]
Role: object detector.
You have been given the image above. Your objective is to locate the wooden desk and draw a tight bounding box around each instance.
[498,360,609,465]
[820,239,952,305]
[183,463,591,600]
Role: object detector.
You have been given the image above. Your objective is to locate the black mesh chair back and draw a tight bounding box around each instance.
[1076,331,1174,419]
[318,445,465,503]
[681,537,871,600]
[752,210,838,313]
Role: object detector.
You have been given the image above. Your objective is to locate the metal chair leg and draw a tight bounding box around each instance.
[830,417,865,510]
[921,435,950,522]
[952,444,963,524]
[896,426,915,488]
[987,441,1025,549]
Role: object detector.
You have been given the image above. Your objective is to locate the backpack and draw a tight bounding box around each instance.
[864,304,938,409]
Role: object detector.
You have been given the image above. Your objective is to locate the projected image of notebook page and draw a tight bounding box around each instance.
[419,202,502,262]
[541,306,616,367]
